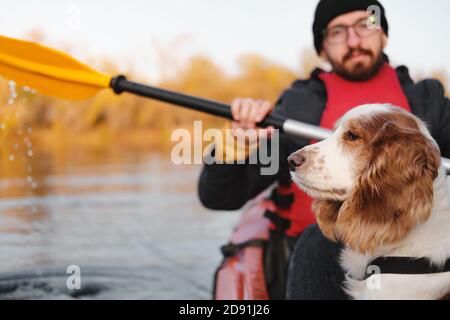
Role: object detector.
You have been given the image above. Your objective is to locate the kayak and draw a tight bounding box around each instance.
[213,192,271,300]
[213,189,293,300]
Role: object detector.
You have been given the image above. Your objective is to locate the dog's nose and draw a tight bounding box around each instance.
[288,152,306,172]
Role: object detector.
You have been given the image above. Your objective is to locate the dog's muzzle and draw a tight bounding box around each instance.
[288,151,306,172]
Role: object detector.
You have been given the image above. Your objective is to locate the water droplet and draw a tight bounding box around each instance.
[8,154,15,161]
[27,127,33,134]
[27,150,33,157]
[31,182,37,189]
[8,80,17,105]
[27,176,33,183]
[24,138,32,148]
[0,124,5,130]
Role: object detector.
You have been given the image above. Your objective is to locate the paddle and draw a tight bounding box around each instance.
[0,34,330,141]
[0,34,449,172]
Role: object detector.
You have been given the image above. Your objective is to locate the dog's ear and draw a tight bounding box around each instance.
[334,121,440,253]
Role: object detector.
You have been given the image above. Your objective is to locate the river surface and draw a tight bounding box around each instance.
[0,145,449,300]
[0,148,240,299]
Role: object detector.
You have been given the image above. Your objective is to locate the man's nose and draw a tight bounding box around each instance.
[288,151,306,172]
[346,27,361,48]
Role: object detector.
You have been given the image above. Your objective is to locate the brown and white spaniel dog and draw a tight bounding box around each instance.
[288,104,450,300]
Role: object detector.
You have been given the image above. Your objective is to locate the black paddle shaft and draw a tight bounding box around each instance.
[110,75,285,130]
[109,76,450,173]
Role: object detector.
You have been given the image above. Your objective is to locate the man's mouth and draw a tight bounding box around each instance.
[344,50,372,63]
[351,52,365,58]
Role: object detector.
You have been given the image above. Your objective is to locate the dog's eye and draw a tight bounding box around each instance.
[344,130,360,141]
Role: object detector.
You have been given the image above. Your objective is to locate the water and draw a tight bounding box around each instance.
[0,142,448,300]
[0,149,240,299]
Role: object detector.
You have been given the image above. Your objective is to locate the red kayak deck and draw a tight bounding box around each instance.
[214,193,272,300]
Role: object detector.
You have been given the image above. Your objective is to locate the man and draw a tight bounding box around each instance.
[198,0,450,299]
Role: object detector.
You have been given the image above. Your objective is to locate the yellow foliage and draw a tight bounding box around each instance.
[0,50,299,157]
[0,41,447,157]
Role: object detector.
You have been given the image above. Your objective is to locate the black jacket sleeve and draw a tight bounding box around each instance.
[198,148,279,211]
[435,83,450,159]
[197,103,293,211]
[405,78,450,159]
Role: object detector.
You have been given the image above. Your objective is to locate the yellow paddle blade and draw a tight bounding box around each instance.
[0,35,112,100]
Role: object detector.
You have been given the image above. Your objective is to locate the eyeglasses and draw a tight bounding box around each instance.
[323,18,379,45]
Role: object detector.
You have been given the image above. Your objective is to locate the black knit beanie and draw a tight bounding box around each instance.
[313,0,389,54]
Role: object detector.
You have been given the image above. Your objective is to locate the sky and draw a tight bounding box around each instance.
[0,0,449,83]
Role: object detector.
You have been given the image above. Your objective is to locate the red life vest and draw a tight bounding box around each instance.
[272,62,412,237]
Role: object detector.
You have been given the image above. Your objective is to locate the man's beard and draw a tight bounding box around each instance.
[330,48,385,82]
